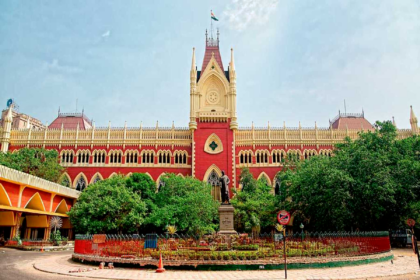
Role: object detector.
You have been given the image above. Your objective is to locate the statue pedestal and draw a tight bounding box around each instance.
[218,204,237,235]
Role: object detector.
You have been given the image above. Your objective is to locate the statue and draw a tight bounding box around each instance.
[219,170,230,204]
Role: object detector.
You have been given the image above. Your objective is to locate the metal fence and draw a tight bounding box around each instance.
[74,231,391,260]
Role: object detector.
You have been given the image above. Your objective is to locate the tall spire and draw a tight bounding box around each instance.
[1,105,13,153]
[191,47,196,71]
[230,48,235,71]
[410,105,418,134]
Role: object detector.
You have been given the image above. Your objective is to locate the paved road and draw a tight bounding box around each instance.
[0,247,88,280]
[1,247,420,280]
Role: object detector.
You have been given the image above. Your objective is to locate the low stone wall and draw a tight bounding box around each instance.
[72,251,393,270]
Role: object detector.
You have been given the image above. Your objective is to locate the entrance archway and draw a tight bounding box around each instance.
[203,164,222,202]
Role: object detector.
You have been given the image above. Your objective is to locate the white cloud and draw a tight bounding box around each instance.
[223,0,279,31]
[102,30,111,38]
[44,59,81,74]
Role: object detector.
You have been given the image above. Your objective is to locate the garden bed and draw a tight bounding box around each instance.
[72,250,393,270]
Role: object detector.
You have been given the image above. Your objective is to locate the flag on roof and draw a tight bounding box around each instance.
[211,11,219,21]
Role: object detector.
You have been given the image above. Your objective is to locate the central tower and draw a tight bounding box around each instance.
[190,30,238,193]
[189,30,238,130]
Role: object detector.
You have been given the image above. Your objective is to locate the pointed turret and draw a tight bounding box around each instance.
[410,106,418,135]
[392,116,397,128]
[189,47,198,130]
[1,105,13,153]
[229,48,238,130]
[230,48,235,71]
[191,47,196,71]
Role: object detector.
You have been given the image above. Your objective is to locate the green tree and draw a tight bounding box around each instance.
[0,148,64,183]
[231,168,278,233]
[68,176,147,234]
[146,174,219,235]
[286,121,420,231]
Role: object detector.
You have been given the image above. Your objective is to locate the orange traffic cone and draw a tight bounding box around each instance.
[41,247,44,252]
[156,253,165,273]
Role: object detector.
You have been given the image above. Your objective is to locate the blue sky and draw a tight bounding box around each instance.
[0,0,419,128]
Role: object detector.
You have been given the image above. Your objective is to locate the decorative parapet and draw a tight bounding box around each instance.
[0,165,80,199]
[198,112,229,122]
[235,127,414,147]
[9,127,192,148]
[330,112,364,125]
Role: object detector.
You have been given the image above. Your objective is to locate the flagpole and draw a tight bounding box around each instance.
[210,10,213,40]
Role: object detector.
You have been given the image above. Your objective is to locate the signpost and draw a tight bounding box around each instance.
[277,210,290,279]
[406,219,420,267]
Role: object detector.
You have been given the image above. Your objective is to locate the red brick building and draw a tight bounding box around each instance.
[1,31,418,198]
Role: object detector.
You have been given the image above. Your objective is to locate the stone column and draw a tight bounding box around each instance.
[218,204,237,235]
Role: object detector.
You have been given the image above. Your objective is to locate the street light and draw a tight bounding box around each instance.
[300,223,304,241]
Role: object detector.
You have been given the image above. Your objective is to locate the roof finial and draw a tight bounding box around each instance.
[392,116,396,127]
[58,106,60,116]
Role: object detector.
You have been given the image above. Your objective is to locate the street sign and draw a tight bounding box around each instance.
[277,210,291,225]
[407,219,416,228]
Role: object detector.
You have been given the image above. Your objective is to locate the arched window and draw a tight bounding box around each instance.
[239,150,253,164]
[125,150,139,164]
[109,150,123,164]
[92,150,106,164]
[76,176,87,191]
[173,151,188,165]
[141,150,155,164]
[59,175,71,188]
[275,178,281,196]
[60,150,74,165]
[158,151,171,164]
[255,150,269,164]
[92,174,102,184]
[207,170,220,187]
[76,150,90,164]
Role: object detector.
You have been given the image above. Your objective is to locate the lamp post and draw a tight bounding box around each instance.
[300,223,304,241]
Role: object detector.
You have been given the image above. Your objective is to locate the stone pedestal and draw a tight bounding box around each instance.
[218,204,237,235]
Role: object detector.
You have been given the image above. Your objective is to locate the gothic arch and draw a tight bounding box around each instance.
[109,172,118,178]
[54,199,69,214]
[176,173,185,178]
[203,164,223,182]
[0,183,12,207]
[257,172,272,186]
[24,192,46,212]
[198,62,230,94]
[273,172,282,195]
[204,133,223,154]
[156,172,166,191]
[145,172,153,180]
[73,172,88,190]
[125,172,133,178]
[90,172,104,184]
[58,172,72,188]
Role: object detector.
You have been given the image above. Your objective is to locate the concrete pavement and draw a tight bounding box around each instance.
[1,247,420,280]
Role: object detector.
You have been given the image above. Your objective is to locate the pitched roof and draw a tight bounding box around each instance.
[201,39,224,74]
[48,113,92,130]
[330,113,374,130]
